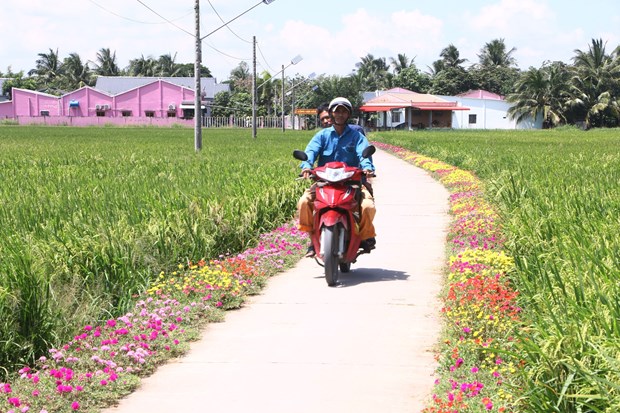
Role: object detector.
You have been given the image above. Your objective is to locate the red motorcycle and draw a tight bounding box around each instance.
[293,145,376,286]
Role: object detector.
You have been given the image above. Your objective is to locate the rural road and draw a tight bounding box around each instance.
[102,148,450,413]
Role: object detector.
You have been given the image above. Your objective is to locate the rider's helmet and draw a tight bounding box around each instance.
[328,97,353,115]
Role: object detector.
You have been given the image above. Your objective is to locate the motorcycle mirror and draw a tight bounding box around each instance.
[362,145,376,158]
[293,150,308,161]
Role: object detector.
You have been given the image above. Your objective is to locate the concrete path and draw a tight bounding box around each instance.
[103,149,450,413]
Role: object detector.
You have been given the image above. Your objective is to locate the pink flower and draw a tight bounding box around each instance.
[71,401,80,410]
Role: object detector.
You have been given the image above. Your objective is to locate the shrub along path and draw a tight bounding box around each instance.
[102,149,450,413]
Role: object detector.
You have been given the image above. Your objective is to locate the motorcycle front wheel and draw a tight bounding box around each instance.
[322,225,339,286]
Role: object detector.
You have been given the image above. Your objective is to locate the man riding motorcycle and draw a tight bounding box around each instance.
[297,97,377,257]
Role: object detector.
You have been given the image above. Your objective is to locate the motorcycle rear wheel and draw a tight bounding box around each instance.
[322,225,339,286]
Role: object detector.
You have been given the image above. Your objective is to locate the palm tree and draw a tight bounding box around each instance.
[440,44,467,68]
[156,53,181,77]
[94,48,120,76]
[127,55,157,77]
[29,48,62,92]
[62,52,92,89]
[257,71,276,115]
[477,38,517,68]
[229,61,251,92]
[427,59,446,76]
[356,53,391,90]
[567,38,620,128]
[506,61,570,127]
[389,53,415,75]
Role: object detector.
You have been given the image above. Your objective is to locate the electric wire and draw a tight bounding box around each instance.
[88,0,192,25]
[206,0,252,44]
[135,0,194,37]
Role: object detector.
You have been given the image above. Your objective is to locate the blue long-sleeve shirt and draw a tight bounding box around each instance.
[300,125,375,171]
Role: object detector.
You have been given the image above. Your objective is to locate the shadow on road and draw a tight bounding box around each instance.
[335,267,409,287]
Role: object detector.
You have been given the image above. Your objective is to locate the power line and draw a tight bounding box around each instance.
[206,0,252,44]
[135,0,194,37]
[88,0,192,25]
[256,41,276,73]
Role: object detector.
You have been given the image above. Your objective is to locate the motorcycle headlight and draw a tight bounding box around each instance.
[316,167,355,182]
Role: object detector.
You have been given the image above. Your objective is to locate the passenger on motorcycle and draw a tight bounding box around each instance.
[316,102,366,136]
[298,97,377,257]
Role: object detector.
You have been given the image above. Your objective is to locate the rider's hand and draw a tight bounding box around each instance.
[302,169,312,179]
[363,169,375,178]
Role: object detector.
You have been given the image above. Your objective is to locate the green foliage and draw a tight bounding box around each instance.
[0,126,310,378]
[373,128,620,412]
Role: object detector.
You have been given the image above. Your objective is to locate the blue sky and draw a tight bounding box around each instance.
[1,0,618,82]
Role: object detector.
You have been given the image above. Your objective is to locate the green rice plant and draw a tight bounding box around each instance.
[0,126,310,378]
[373,128,620,412]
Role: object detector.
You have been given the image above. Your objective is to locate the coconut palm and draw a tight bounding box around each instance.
[156,53,181,77]
[94,48,121,76]
[356,53,392,90]
[567,38,620,127]
[506,61,570,127]
[229,61,251,92]
[389,53,415,75]
[29,48,62,93]
[257,71,276,115]
[62,53,92,89]
[440,44,467,68]
[478,38,517,68]
[127,55,157,77]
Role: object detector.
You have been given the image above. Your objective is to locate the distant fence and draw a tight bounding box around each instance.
[11,115,309,129]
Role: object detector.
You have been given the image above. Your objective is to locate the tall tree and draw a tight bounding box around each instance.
[94,48,120,76]
[567,38,620,127]
[28,48,62,93]
[257,71,276,116]
[356,54,392,90]
[389,53,415,75]
[61,52,92,89]
[477,38,517,68]
[156,53,180,77]
[229,61,251,92]
[506,61,571,127]
[127,55,157,76]
[440,44,467,68]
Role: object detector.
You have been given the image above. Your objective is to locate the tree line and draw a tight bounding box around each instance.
[2,38,619,128]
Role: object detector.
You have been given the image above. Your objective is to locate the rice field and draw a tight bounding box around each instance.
[0,126,310,377]
[373,127,620,412]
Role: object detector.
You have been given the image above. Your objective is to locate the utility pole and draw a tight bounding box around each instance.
[194,0,202,151]
[252,36,257,139]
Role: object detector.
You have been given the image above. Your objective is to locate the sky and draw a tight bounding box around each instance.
[1,0,619,83]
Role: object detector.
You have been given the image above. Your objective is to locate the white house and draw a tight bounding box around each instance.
[360,88,542,130]
[441,90,542,129]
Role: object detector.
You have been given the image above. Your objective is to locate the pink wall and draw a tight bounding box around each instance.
[13,89,59,117]
[8,80,196,123]
[61,87,112,117]
[16,116,194,127]
[0,101,13,118]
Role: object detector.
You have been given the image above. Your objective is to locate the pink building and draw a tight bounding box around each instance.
[0,77,227,126]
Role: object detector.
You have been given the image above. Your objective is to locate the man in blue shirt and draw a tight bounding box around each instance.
[298,97,376,257]
[316,102,366,135]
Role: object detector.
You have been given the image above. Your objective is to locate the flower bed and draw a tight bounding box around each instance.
[374,142,523,413]
[0,224,307,413]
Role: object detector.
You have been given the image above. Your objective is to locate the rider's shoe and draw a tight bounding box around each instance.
[305,243,316,258]
[360,237,376,253]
